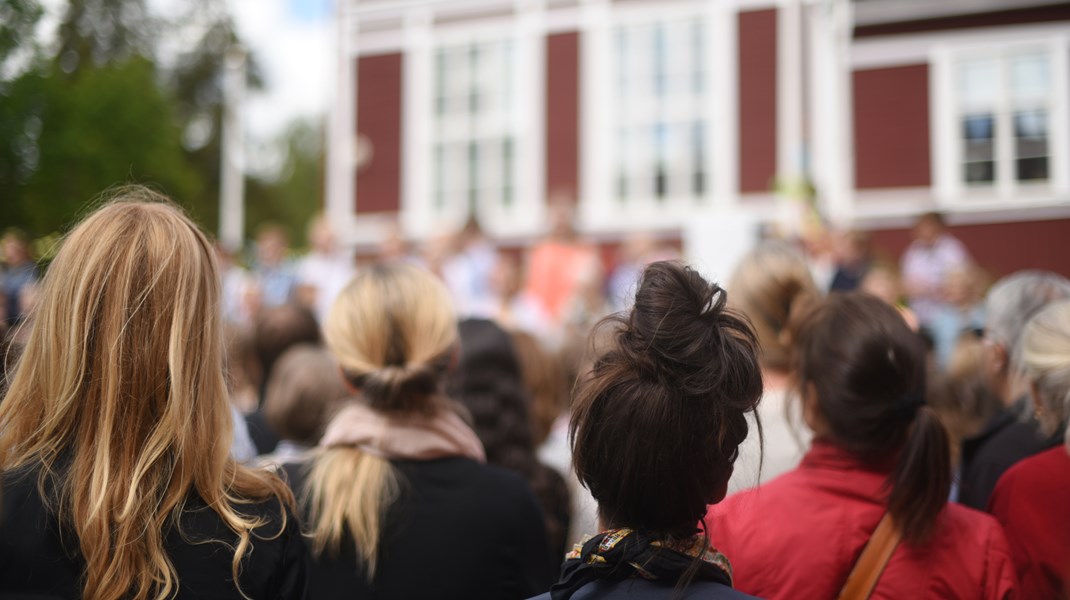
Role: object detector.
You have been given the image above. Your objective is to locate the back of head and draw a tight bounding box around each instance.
[447,318,535,472]
[264,345,350,446]
[0,188,290,600]
[1020,300,1070,450]
[510,329,568,446]
[729,240,818,371]
[793,292,949,543]
[324,262,457,414]
[571,261,763,539]
[985,271,1070,371]
[311,262,458,574]
[253,303,322,389]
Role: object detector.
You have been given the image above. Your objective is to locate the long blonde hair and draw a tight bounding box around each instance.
[0,189,294,600]
[310,262,457,575]
[1020,300,1070,451]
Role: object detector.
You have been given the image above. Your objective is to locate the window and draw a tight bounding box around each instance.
[612,17,709,206]
[432,39,515,218]
[933,37,1069,203]
[404,21,543,239]
[581,3,733,233]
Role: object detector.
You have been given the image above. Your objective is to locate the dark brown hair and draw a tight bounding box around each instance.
[570,261,763,539]
[253,304,322,399]
[793,292,951,544]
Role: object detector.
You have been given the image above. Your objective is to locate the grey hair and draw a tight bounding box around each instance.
[985,271,1070,372]
[1020,300,1070,450]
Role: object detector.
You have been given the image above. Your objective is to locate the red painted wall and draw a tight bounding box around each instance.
[738,9,778,194]
[853,64,931,189]
[855,4,1070,38]
[546,32,580,199]
[356,53,403,214]
[869,219,1070,279]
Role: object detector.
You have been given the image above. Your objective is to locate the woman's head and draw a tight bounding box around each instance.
[792,292,950,543]
[325,262,457,415]
[0,188,292,600]
[571,261,763,539]
[447,318,535,471]
[3,192,231,473]
[1020,300,1070,450]
[264,345,350,446]
[729,241,818,372]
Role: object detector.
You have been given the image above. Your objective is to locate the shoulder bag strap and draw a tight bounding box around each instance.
[837,513,903,600]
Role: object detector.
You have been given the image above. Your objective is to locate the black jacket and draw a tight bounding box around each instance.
[529,578,759,599]
[0,464,308,599]
[285,456,555,599]
[959,396,1062,509]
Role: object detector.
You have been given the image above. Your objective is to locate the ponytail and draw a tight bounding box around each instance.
[887,405,951,544]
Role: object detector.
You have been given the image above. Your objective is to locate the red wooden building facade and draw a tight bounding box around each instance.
[326,0,1070,277]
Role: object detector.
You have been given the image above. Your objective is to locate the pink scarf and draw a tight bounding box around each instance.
[319,402,486,463]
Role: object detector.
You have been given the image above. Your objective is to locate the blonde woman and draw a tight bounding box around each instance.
[0,192,307,600]
[285,262,553,599]
[988,299,1070,598]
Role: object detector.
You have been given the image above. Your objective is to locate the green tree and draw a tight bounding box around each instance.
[0,57,200,236]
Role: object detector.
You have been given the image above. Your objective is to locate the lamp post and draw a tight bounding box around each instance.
[220,45,247,252]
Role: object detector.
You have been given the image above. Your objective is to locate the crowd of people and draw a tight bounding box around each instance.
[0,188,1067,600]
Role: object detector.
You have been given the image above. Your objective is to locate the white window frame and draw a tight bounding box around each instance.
[579,0,738,234]
[402,8,546,240]
[931,34,1070,209]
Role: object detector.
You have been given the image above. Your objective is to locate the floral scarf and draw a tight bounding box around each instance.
[550,528,733,600]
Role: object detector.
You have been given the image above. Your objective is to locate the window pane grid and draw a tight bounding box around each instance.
[612,16,710,208]
[430,38,516,220]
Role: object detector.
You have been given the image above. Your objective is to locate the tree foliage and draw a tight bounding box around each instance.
[0,0,322,243]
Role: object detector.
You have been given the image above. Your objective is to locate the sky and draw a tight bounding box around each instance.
[228,0,335,142]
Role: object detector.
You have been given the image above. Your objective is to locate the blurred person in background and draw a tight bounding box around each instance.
[560,253,611,345]
[524,200,600,328]
[245,304,323,455]
[0,194,306,599]
[706,293,1016,599]
[901,212,972,329]
[533,261,763,600]
[296,214,355,325]
[959,270,1070,509]
[442,217,498,319]
[286,263,553,599]
[860,263,920,331]
[988,300,1070,598]
[252,224,298,309]
[828,229,872,293]
[928,266,987,369]
[447,318,572,566]
[260,345,350,467]
[0,229,38,328]
[927,335,1004,501]
[490,251,555,345]
[605,233,680,312]
[510,330,568,450]
[216,241,259,327]
[725,240,819,492]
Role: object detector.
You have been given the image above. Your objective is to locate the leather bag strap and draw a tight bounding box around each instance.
[837,513,902,600]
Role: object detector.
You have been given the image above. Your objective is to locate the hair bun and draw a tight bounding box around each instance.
[620,261,756,398]
[359,363,441,413]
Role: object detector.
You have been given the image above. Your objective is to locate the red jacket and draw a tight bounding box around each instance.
[988,446,1070,599]
[704,441,1018,599]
